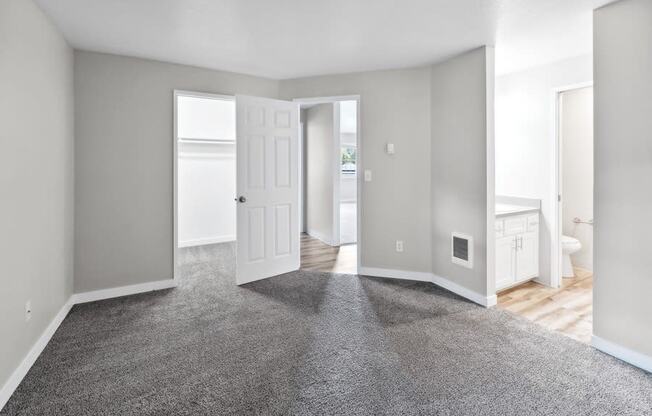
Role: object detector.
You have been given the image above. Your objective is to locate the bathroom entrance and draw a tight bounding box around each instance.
[557,85,594,284]
[494,75,595,343]
[549,84,594,341]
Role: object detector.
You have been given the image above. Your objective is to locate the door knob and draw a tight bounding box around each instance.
[235,196,246,203]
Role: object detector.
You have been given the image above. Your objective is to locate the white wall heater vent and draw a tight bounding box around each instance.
[451,232,473,269]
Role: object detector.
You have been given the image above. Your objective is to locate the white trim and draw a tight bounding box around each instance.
[294,95,360,105]
[72,279,177,305]
[332,101,341,246]
[551,81,593,289]
[178,235,235,248]
[174,90,234,101]
[359,266,433,282]
[431,273,497,307]
[173,91,179,283]
[0,298,74,411]
[592,335,652,373]
[359,267,496,307]
[355,98,362,274]
[485,46,496,298]
[299,121,304,233]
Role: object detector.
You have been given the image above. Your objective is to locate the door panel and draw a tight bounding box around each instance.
[236,95,300,284]
[496,235,516,290]
[516,231,539,280]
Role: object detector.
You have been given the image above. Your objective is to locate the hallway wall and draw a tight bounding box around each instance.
[0,0,74,403]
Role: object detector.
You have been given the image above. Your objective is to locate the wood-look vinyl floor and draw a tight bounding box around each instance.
[497,268,593,344]
[300,233,357,274]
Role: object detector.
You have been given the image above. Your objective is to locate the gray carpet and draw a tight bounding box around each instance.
[2,243,651,415]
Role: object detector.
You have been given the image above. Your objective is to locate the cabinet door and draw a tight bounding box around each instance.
[496,235,516,290]
[516,231,539,280]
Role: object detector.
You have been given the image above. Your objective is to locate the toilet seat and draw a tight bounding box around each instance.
[561,235,582,278]
[562,235,581,251]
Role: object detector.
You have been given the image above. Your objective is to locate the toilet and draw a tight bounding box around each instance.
[561,235,582,277]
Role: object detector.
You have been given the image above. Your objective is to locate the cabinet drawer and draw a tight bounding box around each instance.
[503,216,526,236]
[527,214,539,232]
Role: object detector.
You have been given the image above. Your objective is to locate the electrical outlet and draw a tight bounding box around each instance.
[25,300,32,322]
[396,240,404,252]
[364,169,372,182]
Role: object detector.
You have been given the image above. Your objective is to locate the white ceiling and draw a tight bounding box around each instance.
[35,0,613,80]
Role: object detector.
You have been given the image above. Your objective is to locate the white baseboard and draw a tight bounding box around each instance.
[178,235,235,248]
[0,297,73,411]
[431,274,496,307]
[359,267,433,282]
[592,335,652,373]
[72,279,177,304]
[359,267,495,307]
[306,229,335,246]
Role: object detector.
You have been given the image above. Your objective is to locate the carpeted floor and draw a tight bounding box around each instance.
[2,243,651,415]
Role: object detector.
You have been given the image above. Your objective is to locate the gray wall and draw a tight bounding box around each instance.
[0,0,74,391]
[73,49,492,295]
[430,47,494,296]
[74,51,279,292]
[594,0,652,356]
[280,68,432,272]
[305,104,336,243]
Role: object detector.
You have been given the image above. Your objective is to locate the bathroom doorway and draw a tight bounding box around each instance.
[546,84,594,342]
[555,85,594,286]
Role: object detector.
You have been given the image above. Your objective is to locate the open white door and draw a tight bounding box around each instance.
[235,95,300,284]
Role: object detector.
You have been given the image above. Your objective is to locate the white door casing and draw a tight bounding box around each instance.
[236,95,300,285]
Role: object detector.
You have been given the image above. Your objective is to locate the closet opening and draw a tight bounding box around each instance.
[173,91,237,283]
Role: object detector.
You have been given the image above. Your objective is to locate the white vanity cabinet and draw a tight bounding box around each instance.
[495,212,539,291]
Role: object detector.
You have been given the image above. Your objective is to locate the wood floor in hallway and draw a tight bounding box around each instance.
[497,268,593,344]
[300,233,357,274]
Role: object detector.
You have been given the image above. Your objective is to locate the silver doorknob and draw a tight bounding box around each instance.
[235,196,246,203]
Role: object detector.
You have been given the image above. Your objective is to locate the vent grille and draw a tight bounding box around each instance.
[451,232,473,269]
[453,237,469,261]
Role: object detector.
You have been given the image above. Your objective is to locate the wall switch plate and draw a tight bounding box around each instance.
[386,143,395,154]
[25,300,32,322]
[396,240,404,252]
[364,169,372,182]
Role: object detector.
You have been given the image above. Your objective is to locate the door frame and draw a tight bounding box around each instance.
[551,82,593,288]
[172,89,236,283]
[293,95,362,274]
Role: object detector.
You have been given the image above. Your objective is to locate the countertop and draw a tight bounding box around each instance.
[495,203,540,217]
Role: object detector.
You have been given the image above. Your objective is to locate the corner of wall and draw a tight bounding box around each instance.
[430,46,492,298]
